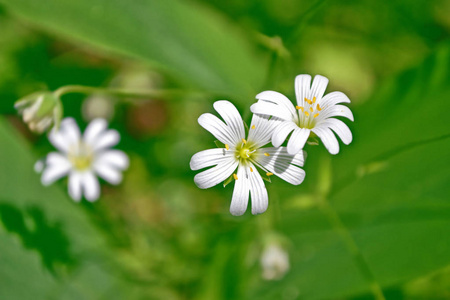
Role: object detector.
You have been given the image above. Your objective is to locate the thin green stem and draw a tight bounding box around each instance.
[53,84,198,100]
[317,198,386,300]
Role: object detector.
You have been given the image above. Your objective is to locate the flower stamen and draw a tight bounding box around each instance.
[233,173,238,180]
[225,144,230,150]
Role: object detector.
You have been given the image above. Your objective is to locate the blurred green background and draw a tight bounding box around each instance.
[0,0,449,299]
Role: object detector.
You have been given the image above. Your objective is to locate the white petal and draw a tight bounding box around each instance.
[41,159,71,186]
[287,128,310,155]
[48,118,81,152]
[248,163,268,215]
[46,152,70,165]
[317,105,354,122]
[247,114,281,148]
[95,150,129,170]
[254,147,306,185]
[84,118,108,146]
[94,162,123,185]
[60,118,81,145]
[190,148,231,171]
[198,113,236,146]
[213,101,245,142]
[230,164,250,216]
[194,159,238,189]
[250,101,294,121]
[319,119,352,145]
[312,127,340,155]
[255,91,297,119]
[68,172,83,202]
[271,121,298,147]
[310,75,329,102]
[48,131,70,153]
[295,75,312,106]
[318,91,351,107]
[81,172,100,202]
[91,130,120,151]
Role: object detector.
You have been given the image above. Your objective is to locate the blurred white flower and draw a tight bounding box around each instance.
[251,74,354,155]
[15,91,62,133]
[261,244,290,280]
[190,101,306,216]
[38,118,129,202]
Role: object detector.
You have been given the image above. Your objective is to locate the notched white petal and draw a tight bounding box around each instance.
[190,148,229,171]
[254,147,306,185]
[198,113,236,145]
[310,75,329,101]
[91,129,120,151]
[81,172,100,202]
[68,172,83,202]
[295,74,312,106]
[230,165,250,216]
[84,118,108,145]
[213,101,245,142]
[194,159,238,189]
[271,121,298,148]
[248,164,268,215]
[312,127,340,155]
[287,128,310,155]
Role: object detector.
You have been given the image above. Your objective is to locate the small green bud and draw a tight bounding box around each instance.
[14,91,63,133]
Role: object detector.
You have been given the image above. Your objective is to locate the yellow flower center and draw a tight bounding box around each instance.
[295,97,322,129]
[68,142,93,171]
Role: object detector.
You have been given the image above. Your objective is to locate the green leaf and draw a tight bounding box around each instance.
[0,117,132,299]
[251,42,450,300]
[0,0,264,97]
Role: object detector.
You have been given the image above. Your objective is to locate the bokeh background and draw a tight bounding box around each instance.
[0,0,450,299]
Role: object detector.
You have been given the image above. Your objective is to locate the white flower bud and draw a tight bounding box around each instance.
[260,244,290,280]
[15,91,62,133]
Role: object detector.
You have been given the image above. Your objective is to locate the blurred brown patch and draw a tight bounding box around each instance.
[126,100,169,138]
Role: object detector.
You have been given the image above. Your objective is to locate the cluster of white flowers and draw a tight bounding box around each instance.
[16,73,351,207]
[190,74,353,215]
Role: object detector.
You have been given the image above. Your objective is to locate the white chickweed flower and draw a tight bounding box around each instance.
[39,118,129,202]
[261,244,290,280]
[190,100,306,216]
[251,74,354,155]
[14,91,62,133]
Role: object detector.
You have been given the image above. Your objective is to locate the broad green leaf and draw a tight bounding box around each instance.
[0,0,265,97]
[250,42,450,300]
[0,117,131,299]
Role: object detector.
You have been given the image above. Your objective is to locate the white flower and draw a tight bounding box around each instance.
[261,244,290,280]
[190,100,306,216]
[39,117,129,202]
[251,74,354,155]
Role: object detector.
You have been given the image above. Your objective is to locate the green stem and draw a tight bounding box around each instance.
[318,198,386,300]
[53,84,196,100]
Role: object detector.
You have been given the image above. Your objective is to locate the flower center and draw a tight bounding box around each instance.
[239,148,252,159]
[295,96,322,129]
[68,141,93,171]
[234,139,256,163]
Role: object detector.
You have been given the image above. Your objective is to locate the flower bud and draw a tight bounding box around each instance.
[14,91,62,133]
